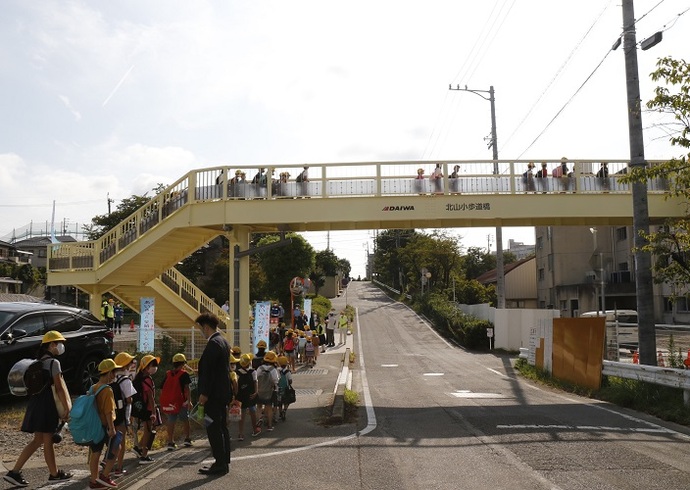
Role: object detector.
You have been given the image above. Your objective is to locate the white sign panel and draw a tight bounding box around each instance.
[138,297,155,353]
[253,301,271,349]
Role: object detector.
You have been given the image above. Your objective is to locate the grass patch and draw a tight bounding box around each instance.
[514,358,690,426]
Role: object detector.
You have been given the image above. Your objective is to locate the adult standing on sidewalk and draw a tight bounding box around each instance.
[195,312,232,476]
[326,308,337,347]
[337,310,349,345]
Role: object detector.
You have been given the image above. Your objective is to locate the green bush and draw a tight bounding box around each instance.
[419,292,493,349]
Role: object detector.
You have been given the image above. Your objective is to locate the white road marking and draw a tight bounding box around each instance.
[423,372,444,376]
[497,424,675,434]
[381,364,399,367]
[450,391,509,399]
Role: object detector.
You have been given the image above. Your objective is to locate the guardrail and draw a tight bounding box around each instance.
[602,360,690,406]
[518,348,690,406]
[372,278,412,300]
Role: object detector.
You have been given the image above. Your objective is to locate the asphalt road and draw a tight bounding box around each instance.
[4,281,690,489]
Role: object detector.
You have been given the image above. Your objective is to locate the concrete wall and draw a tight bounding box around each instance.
[458,303,560,351]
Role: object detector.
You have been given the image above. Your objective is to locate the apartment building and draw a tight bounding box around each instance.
[534,225,688,323]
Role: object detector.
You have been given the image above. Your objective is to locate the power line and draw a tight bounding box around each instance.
[516,48,614,159]
[501,1,613,152]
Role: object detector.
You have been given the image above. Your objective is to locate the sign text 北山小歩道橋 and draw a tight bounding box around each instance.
[445,203,491,211]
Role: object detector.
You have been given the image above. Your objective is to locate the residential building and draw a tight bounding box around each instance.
[476,256,537,308]
[507,239,535,260]
[534,225,687,323]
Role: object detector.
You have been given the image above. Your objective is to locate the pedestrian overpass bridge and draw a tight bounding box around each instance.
[46,159,685,345]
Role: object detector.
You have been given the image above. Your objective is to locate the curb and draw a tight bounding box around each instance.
[329,348,350,423]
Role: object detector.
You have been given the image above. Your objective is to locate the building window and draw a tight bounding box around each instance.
[547,254,553,271]
[538,268,545,281]
[536,236,543,250]
[539,301,546,309]
[616,227,627,241]
[559,300,567,311]
[38,249,47,258]
[666,296,690,312]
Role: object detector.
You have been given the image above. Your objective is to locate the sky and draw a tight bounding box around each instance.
[1,1,689,279]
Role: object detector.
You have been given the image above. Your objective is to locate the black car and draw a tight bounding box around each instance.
[0,302,114,396]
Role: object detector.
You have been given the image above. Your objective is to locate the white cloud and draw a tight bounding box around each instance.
[58,94,82,121]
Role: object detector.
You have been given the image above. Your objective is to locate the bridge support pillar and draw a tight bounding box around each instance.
[228,226,251,353]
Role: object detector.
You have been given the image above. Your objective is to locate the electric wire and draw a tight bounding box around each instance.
[501,1,613,153]
[515,48,614,159]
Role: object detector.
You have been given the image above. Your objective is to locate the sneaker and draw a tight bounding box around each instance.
[111,469,127,478]
[48,469,73,481]
[237,435,245,441]
[251,427,261,437]
[167,442,177,451]
[96,473,118,488]
[3,471,28,487]
[183,438,193,447]
[266,426,274,432]
[139,456,155,465]
[132,446,143,457]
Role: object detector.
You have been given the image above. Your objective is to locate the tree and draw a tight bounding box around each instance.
[254,233,315,308]
[83,184,165,240]
[315,249,340,276]
[373,229,418,290]
[622,57,690,293]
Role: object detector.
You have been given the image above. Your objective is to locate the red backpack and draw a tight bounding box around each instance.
[159,369,186,415]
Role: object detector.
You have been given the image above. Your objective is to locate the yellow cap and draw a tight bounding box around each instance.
[277,355,288,367]
[263,351,278,364]
[239,353,252,368]
[42,331,66,344]
[230,355,240,364]
[256,340,267,349]
[231,346,241,355]
[138,354,161,372]
[113,352,135,367]
[98,358,121,374]
[172,353,187,363]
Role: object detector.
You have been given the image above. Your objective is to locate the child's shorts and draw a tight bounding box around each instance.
[166,406,189,423]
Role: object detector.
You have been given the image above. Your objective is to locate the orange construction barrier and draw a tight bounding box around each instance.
[684,349,690,369]
[632,351,639,364]
[657,350,665,367]
[129,319,135,331]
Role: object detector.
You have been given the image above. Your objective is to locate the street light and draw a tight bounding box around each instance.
[449,84,505,308]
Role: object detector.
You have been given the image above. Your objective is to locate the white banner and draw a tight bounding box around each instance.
[303,298,312,326]
[138,297,155,353]
[253,301,271,350]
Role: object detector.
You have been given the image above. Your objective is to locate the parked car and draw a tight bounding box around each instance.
[0,302,114,397]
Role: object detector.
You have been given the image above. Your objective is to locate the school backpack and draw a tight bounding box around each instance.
[236,367,255,401]
[305,341,315,354]
[283,337,295,351]
[110,374,130,425]
[69,384,110,446]
[159,369,186,415]
[131,375,154,420]
[7,358,49,396]
[256,366,275,401]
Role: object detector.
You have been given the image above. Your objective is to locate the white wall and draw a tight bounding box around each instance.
[458,303,560,351]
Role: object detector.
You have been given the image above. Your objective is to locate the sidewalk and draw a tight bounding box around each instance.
[1,328,355,489]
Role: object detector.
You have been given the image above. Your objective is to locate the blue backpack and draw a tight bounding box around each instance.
[69,384,109,446]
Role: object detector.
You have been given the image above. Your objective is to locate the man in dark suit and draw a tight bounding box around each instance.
[195,312,231,476]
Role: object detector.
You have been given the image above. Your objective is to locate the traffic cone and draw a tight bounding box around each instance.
[657,350,665,367]
[129,319,135,332]
[632,351,639,364]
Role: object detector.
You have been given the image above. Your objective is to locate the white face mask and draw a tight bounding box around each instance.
[55,343,65,356]
[149,366,158,375]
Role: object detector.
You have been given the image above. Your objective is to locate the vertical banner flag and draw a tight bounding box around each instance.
[253,301,271,350]
[139,297,155,353]
[303,298,312,326]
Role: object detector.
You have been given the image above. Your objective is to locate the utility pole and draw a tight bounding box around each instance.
[107,192,114,215]
[449,85,505,308]
[621,0,656,365]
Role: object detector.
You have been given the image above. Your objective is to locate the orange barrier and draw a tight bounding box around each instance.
[657,350,665,367]
[632,351,639,364]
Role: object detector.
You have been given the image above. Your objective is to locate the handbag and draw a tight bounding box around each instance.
[285,387,296,405]
[52,375,72,418]
[228,403,241,422]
